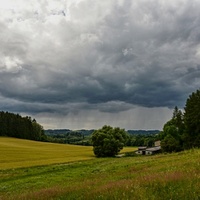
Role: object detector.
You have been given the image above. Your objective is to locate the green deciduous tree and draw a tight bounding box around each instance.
[184,89,200,148]
[159,107,183,152]
[172,106,184,134]
[91,125,128,157]
[161,134,181,153]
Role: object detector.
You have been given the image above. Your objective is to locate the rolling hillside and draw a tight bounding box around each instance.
[0,137,136,169]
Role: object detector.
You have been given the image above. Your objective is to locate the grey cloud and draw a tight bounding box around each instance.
[0,0,200,118]
[95,101,133,113]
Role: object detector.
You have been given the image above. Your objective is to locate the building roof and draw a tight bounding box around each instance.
[138,146,147,150]
[145,146,161,152]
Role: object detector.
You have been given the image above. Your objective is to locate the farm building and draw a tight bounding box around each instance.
[135,141,161,155]
[135,146,148,155]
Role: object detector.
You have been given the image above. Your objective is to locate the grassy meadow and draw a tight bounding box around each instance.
[0,137,200,200]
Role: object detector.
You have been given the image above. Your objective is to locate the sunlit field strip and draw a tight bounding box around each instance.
[0,137,136,169]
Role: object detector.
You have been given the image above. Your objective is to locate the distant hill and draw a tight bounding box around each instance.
[127,130,160,135]
[45,129,160,136]
[44,129,95,145]
[45,129,95,136]
[45,129,71,135]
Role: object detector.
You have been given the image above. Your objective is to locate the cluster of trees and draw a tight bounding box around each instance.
[126,133,159,147]
[0,111,46,141]
[45,129,93,145]
[159,90,200,152]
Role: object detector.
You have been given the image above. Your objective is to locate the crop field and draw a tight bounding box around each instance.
[0,137,200,200]
[0,137,136,170]
[0,137,94,170]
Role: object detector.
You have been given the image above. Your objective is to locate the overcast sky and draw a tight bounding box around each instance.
[0,0,200,130]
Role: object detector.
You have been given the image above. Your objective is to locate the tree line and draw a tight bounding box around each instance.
[158,89,200,152]
[126,133,158,147]
[0,111,46,141]
[45,129,93,145]
[44,129,159,146]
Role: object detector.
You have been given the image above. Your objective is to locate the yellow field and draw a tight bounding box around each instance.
[0,137,136,170]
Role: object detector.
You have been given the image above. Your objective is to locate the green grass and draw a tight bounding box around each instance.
[0,137,95,169]
[0,137,200,200]
[0,137,136,169]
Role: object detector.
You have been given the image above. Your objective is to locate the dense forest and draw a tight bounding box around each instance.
[0,111,46,141]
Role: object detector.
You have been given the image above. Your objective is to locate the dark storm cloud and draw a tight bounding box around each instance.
[0,0,200,117]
